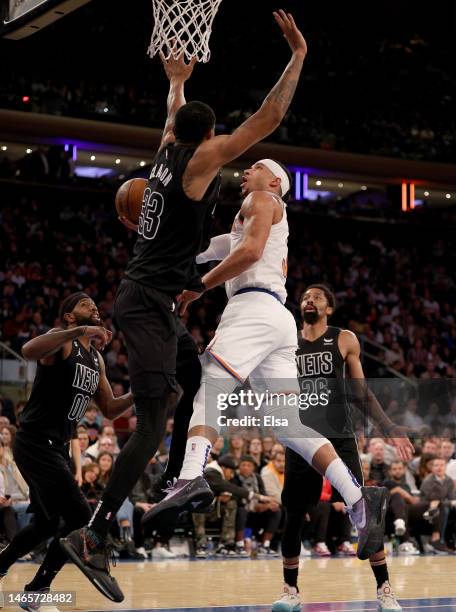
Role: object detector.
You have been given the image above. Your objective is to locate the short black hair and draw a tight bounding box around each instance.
[271,159,292,200]
[174,101,216,143]
[300,284,337,310]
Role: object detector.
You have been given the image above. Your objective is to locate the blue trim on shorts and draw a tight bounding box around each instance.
[234,287,282,303]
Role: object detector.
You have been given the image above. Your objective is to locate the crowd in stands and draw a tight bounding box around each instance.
[1,1,456,162]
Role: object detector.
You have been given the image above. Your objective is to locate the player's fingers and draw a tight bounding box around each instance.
[179,300,188,316]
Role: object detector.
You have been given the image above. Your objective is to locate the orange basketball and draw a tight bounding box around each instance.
[115,178,148,225]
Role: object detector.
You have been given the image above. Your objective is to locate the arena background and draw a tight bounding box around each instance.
[1,1,456,610]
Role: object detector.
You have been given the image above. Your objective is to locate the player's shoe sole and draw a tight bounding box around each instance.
[356,486,388,560]
[272,598,301,611]
[142,476,214,530]
[60,529,124,603]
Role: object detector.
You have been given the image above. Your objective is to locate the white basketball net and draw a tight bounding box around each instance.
[148,0,223,63]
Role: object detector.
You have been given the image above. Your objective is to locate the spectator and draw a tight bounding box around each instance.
[0,442,23,541]
[401,398,425,431]
[248,437,267,472]
[415,453,437,489]
[382,461,420,555]
[193,454,246,558]
[235,455,281,557]
[308,478,332,557]
[261,450,285,504]
[81,463,103,510]
[368,439,390,483]
[262,436,275,460]
[420,457,456,553]
[0,425,16,462]
[77,427,93,465]
[228,434,246,466]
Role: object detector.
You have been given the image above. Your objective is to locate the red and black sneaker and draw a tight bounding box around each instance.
[60,528,124,602]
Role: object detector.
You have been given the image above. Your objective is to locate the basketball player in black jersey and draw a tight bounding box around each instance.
[61,10,309,601]
[0,292,132,608]
[272,285,414,612]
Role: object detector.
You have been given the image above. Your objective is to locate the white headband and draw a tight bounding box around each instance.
[257,159,290,197]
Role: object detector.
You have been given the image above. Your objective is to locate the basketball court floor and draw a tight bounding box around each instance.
[2,556,455,611]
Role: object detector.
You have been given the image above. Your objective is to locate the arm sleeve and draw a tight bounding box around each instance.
[196,234,231,264]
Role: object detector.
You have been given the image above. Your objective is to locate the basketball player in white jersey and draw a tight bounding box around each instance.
[143,160,390,561]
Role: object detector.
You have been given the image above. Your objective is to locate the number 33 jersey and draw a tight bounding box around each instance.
[295,326,354,439]
[19,339,100,445]
[125,143,221,297]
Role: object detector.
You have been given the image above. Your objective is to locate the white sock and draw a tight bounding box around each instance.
[179,436,212,480]
[325,458,362,507]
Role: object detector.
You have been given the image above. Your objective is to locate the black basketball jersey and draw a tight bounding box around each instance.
[20,339,101,446]
[125,143,221,296]
[295,326,354,438]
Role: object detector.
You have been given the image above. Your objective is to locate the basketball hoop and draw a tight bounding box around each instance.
[148,0,223,63]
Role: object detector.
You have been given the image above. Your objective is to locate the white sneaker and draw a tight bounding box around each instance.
[272,584,301,612]
[393,519,406,537]
[300,543,311,557]
[135,546,148,559]
[377,581,402,611]
[151,546,177,560]
[398,542,420,556]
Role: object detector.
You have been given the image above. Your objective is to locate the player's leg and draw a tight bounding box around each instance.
[61,281,177,601]
[334,437,402,611]
[272,448,322,611]
[249,310,388,560]
[23,475,93,604]
[142,293,288,526]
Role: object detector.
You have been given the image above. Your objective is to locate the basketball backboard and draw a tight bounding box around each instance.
[1,0,92,39]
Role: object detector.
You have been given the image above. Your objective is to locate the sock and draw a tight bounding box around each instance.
[263,540,270,548]
[370,555,389,589]
[283,557,299,589]
[179,436,212,480]
[26,569,58,591]
[325,458,362,507]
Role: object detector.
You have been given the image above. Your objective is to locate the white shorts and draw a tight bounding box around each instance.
[190,291,330,462]
[206,291,298,383]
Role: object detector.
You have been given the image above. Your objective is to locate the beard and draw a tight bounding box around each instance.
[302,310,319,325]
[74,313,99,326]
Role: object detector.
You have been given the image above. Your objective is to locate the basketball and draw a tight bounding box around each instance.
[115,178,148,225]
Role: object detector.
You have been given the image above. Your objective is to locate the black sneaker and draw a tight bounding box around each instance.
[348,486,388,560]
[141,477,214,530]
[59,528,124,602]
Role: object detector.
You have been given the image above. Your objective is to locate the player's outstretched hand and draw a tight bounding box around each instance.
[387,425,415,462]
[273,10,307,58]
[118,216,138,232]
[176,289,203,315]
[160,42,198,82]
[82,326,112,351]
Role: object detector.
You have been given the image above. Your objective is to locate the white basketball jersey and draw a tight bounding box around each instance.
[225,192,288,303]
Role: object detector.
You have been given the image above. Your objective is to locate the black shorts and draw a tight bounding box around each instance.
[282,436,363,510]
[114,278,178,398]
[14,432,91,522]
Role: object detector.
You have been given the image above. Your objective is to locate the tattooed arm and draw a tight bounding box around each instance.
[182,11,307,193]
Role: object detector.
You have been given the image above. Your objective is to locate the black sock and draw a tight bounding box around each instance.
[284,567,299,589]
[370,556,389,589]
[26,569,58,591]
[89,396,168,538]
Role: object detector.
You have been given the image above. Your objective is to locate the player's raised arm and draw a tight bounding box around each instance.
[188,11,307,171]
[159,49,197,149]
